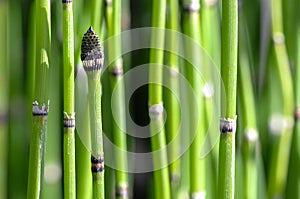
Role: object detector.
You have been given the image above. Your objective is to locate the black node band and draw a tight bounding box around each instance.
[91,156,105,173]
[92,166,105,173]
[32,112,48,116]
[63,118,75,128]
[220,116,237,133]
[62,0,72,3]
[32,101,49,116]
[91,156,104,163]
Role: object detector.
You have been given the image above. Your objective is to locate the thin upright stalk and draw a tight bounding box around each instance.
[81,27,105,199]
[73,0,93,197]
[8,1,27,196]
[238,13,259,198]
[217,0,238,198]
[182,0,206,197]
[43,25,63,198]
[106,0,129,198]
[0,2,8,198]
[104,2,116,198]
[267,0,294,197]
[148,0,171,198]
[62,0,76,198]
[91,0,104,38]
[200,0,221,197]
[165,0,180,197]
[27,0,51,198]
[291,12,300,196]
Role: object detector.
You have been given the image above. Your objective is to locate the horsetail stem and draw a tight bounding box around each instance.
[148,0,171,198]
[182,0,206,197]
[62,0,76,198]
[106,0,129,198]
[165,0,181,196]
[218,0,238,198]
[81,26,105,199]
[267,0,295,197]
[27,0,51,198]
[238,11,259,198]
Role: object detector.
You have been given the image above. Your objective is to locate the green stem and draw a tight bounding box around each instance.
[43,9,64,196]
[218,0,238,198]
[73,0,92,197]
[238,13,259,198]
[81,27,105,199]
[268,0,294,197]
[200,1,221,197]
[62,1,76,198]
[148,0,170,198]
[0,2,8,198]
[105,0,129,198]
[8,1,27,196]
[91,0,104,39]
[88,75,105,199]
[165,0,180,197]
[75,94,92,199]
[27,0,51,198]
[182,0,206,197]
[292,9,300,197]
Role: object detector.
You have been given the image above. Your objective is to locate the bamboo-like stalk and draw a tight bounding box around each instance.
[91,0,104,38]
[73,0,93,197]
[0,2,8,198]
[105,0,129,198]
[283,4,300,198]
[62,0,76,198]
[182,0,206,197]
[165,0,180,197]
[238,14,259,198]
[104,2,116,198]
[43,29,63,198]
[27,0,51,197]
[81,26,105,199]
[148,0,171,198]
[290,14,300,196]
[8,1,28,197]
[267,0,294,197]
[217,0,238,198]
[200,0,221,197]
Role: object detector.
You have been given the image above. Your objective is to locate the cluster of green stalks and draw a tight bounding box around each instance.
[1,0,300,198]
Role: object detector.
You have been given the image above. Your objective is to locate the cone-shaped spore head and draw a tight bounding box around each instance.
[81,26,104,71]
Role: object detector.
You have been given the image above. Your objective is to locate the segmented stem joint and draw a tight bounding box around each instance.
[183,0,200,12]
[91,156,104,173]
[295,107,300,120]
[268,114,294,135]
[220,116,237,133]
[190,191,206,199]
[32,101,49,116]
[111,65,124,76]
[63,112,75,128]
[149,103,164,120]
[244,128,258,142]
[273,32,285,44]
[62,0,72,3]
[116,183,128,198]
